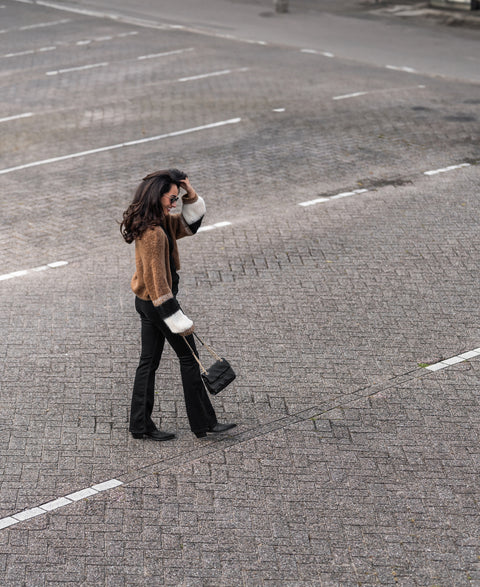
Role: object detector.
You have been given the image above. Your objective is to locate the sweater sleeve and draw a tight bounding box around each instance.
[134,229,193,334]
[171,192,206,239]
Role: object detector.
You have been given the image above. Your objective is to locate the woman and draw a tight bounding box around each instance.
[120,169,236,440]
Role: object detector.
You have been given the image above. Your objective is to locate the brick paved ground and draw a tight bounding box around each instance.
[0,0,479,584]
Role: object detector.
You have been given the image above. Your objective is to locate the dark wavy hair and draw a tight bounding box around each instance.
[120,168,187,243]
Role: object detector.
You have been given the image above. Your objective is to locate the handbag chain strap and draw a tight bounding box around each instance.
[193,332,223,362]
[181,332,223,374]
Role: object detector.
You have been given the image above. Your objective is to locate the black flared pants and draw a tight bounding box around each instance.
[129,297,217,435]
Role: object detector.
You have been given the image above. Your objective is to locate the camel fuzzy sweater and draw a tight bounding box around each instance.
[131,193,205,333]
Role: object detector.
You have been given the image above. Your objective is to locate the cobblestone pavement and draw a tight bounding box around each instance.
[0,0,479,584]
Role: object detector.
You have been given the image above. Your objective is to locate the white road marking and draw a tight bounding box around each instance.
[386,65,417,73]
[0,261,68,282]
[301,49,335,58]
[425,348,480,371]
[333,91,368,101]
[3,45,56,58]
[198,221,232,232]
[298,189,368,207]
[0,112,33,123]
[2,30,138,58]
[0,118,242,175]
[178,68,248,82]
[137,47,194,60]
[424,163,471,176]
[333,85,426,102]
[46,61,109,75]
[0,18,70,33]
[273,108,285,112]
[0,479,123,531]
[36,0,170,30]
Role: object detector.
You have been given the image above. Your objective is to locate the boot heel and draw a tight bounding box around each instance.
[194,431,207,438]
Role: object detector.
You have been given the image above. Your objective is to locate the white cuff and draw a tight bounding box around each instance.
[182,196,206,225]
[164,310,193,334]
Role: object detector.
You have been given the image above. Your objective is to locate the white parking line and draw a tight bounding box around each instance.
[0,18,70,33]
[137,47,194,60]
[198,221,232,232]
[298,189,368,207]
[0,112,33,123]
[2,32,138,59]
[36,0,170,30]
[301,49,335,58]
[0,118,242,175]
[386,65,417,73]
[333,91,368,101]
[46,61,109,75]
[178,68,249,82]
[0,479,123,531]
[424,163,471,176]
[3,45,56,58]
[425,348,480,371]
[0,261,68,282]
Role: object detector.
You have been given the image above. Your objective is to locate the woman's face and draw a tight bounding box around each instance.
[161,184,179,217]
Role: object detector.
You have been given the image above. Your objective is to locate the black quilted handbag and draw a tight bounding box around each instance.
[183,333,236,395]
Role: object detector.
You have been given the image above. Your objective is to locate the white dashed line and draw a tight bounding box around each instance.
[333,91,368,101]
[386,65,417,73]
[425,348,480,371]
[0,479,123,531]
[273,108,285,112]
[0,112,33,123]
[137,47,194,60]
[3,45,56,58]
[0,118,242,175]
[46,61,109,75]
[301,49,335,58]
[0,18,70,33]
[178,68,248,82]
[198,221,232,232]
[424,163,471,176]
[0,261,68,282]
[298,189,368,207]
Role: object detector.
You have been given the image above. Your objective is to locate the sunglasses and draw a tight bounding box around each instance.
[168,195,179,204]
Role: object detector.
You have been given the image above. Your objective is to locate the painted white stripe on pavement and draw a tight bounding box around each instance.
[333,92,368,101]
[0,118,242,175]
[13,508,45,521]
[21,18,70,30]
[0,517,18,530]
[46,61,108,75]
[137,47,194,60]
[425,347,480,371]
[65,488,98,501]
[298,189,368,207]
[0,261,68,281]
[0,479,123,531]
[91,479,123,491]
[3,46,56,58]
[0,112,33,123]
[35,0,170,30]
[178,68,248,82]
[386,65,417,73]
[0,17,69,33]
[198,221,232,232]
[39,497,72,512]
[424,163,471,176]
[301,49,335,58]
